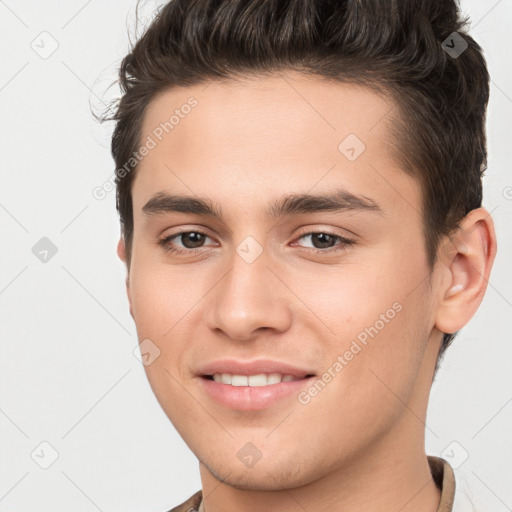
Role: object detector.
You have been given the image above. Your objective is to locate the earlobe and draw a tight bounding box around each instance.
[117,237,126,262]
[434,207,497,334]
[116,237,134,318]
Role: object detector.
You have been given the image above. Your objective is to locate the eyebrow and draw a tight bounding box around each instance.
[142,189,384,220]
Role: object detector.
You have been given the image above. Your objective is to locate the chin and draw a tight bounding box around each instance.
[202,456,319,491]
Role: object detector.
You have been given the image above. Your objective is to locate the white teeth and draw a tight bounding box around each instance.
[231,375,248,386]
[248,374,267,387]
[267,373,282,385]
[220,373,232,385]
[210,373,302,386]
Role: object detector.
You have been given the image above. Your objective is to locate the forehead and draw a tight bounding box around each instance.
[134,72,420,221]
[141,72,393,153]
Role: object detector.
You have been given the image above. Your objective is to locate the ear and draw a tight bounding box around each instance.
[117,237,134,319]
[117,236,127,264]
[435,207,497,335]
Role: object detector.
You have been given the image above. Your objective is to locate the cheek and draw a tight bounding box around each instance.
[306,244,431,386]
[128,274,167,336]
[128,259,214,383]
[298,255,409,336]
[128,256,199,337]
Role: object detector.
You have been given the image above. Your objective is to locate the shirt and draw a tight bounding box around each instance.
[166,455,456,512]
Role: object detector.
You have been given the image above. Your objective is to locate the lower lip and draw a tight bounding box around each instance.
[199,376,315,411]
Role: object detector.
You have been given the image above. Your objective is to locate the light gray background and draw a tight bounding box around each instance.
[0,1,510,511]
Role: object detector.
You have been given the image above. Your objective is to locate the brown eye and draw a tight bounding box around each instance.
[177,232,207,249]
[159,230,213,255]
[296,232,355,253]
[307,233,338,249]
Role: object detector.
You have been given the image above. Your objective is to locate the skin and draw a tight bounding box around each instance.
[117,72,497,512]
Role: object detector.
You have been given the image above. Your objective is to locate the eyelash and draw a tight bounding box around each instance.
[158,230,356,256]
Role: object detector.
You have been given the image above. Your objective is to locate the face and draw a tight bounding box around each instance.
[121,73,446,490]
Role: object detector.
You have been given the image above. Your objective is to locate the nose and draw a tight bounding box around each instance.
[204,249,292,341]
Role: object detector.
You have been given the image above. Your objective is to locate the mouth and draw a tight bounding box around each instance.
[199,371,317,411]
[196,359,317,410]
[201,373,316,387]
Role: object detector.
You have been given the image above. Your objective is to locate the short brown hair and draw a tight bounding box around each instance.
[100,0,490,363]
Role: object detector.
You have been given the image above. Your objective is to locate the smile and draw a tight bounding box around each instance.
[200,373,316,410]
[207,373,312,386]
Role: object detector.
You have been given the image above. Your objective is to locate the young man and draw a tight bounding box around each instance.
[104,0,497,510]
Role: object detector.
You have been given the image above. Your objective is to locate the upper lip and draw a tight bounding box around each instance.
[197,359,316,378]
